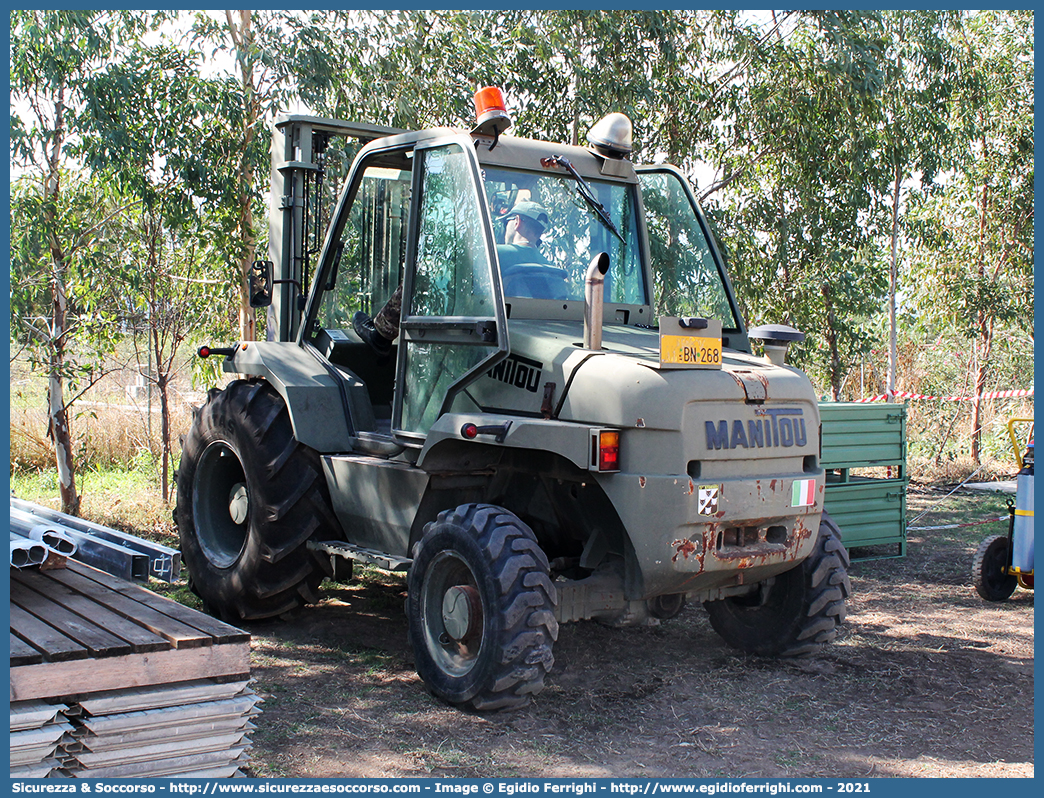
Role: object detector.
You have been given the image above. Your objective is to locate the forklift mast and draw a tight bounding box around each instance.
[267,114,401,342]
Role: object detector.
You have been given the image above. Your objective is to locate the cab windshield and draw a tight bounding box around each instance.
[481,166,647,305]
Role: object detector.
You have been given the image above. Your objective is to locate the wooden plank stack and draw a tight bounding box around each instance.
[9,559,259,778]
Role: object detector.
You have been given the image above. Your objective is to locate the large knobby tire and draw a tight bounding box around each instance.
[972,535,1018,601]
[407,504,559,711]
[704,512,852,657]
[176,379,340,621]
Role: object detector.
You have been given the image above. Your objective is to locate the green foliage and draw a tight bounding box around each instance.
[906,11,1033,326]
[10,174,123,359]
[709,13,892,396]
[899,10,1033,460]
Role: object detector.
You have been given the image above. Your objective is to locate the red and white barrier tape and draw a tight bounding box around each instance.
[854,387,1034,403]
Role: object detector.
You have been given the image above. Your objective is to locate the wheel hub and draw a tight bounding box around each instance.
[442,585,482,641]
[419,550,486,676]
[228,482,249,525]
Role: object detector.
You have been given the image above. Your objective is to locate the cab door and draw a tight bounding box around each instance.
[393,136,508,438]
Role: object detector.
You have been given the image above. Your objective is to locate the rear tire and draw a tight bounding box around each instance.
[407,504,558,711]
[972,535,1017,601]
[704,512,851,657]
[176,379,340,621]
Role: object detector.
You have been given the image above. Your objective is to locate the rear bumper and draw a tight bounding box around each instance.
[598,470,823,599]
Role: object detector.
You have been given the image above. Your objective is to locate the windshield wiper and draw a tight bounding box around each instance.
[542,155,625,243]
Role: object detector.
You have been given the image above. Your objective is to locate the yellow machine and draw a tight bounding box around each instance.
[973,418,1034,600]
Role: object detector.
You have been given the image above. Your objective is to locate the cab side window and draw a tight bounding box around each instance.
[397,142,500,435]
[409,146,494,319]
[315,159,411,331]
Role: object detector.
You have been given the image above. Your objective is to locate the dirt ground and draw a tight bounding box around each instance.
[239,487,1033,779]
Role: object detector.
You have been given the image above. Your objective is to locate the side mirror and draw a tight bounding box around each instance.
[249,260,273,307]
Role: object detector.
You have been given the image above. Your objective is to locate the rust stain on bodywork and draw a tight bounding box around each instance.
[793,516,814,544]
[728,369,770,402]
[671,538,704,569]
[754,479,780,502]
[707,514,800,568]
[672,539,697,562]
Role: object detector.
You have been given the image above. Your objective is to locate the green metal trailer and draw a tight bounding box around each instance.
[820,401,908,559]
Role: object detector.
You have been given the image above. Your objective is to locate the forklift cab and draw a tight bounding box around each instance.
[266,103,746,453]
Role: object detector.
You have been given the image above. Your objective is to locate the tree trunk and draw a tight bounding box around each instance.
[969,168,990,463]
[44,83,80,516]
[47,230,79,516]
[887,163,901,403]
[970,318,993,464]
[48,367,79,516]
[822,282,842,400]
[229,9,258,342]
[158,371,171,503]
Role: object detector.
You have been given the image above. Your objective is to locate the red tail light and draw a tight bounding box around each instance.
[592,429,620,472]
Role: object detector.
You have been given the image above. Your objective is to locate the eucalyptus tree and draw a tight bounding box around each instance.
[185,10,301,341]
[709,11,891,398]
[876,11,960,402]
[10,10,144,514]
[112,204,229,502]
[78,26,241,501]
[906,10,1034,462]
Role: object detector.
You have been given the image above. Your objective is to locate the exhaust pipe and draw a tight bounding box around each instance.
[583,252,610,350]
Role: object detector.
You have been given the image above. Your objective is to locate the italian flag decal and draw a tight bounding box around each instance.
[792,479,816,507]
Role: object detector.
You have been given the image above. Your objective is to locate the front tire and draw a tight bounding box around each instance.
[972,535,1018,601]
[704,512,852,657]
[407,504,558,711]
[176,379,340,621]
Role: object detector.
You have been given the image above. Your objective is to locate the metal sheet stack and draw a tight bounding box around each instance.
[60,679,261,778]
[10,700,73,778]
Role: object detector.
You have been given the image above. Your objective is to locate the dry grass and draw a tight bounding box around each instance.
[10,396,196,473]
[10,363,202,549]
[908,454,1014,486]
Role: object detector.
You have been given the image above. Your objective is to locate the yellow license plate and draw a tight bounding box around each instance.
[660,335,722,367]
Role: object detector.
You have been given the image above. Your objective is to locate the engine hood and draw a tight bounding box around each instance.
[473,320,815,422]
[463,319,821,476]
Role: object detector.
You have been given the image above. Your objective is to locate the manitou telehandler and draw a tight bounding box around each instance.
[178,88,851,710]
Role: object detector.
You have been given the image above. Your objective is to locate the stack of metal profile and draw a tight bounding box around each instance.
[9,530,51,569]
[10,700,73,778]
[10,497,180,582]
[9,510,77,569]
[60,679,261,778]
